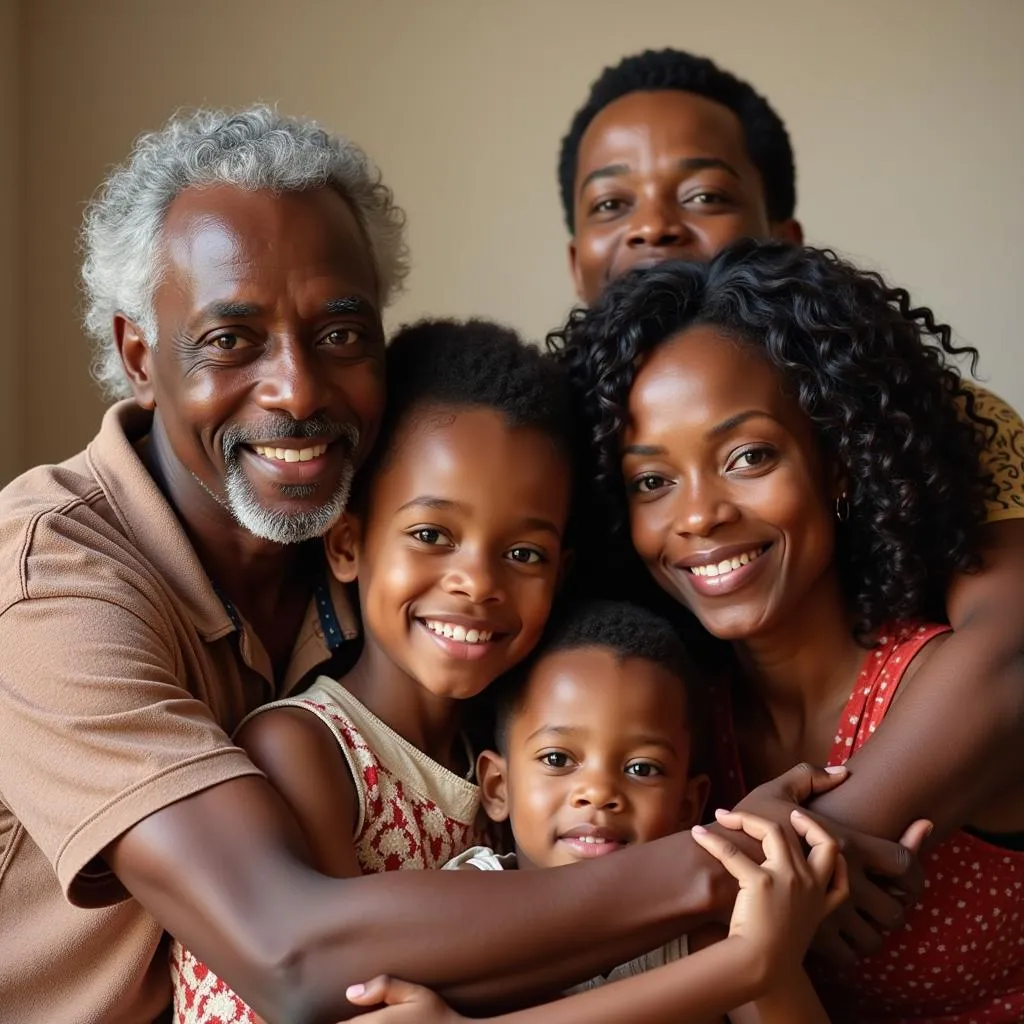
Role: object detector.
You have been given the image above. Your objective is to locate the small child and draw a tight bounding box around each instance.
[170,319,578,1023]
[348,600,844,1023]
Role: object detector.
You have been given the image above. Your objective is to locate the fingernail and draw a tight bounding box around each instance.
[714,807,730,818]
[346,984,365,998]
[925,822,935,838]
[825,765,847,774]
[791,808,806,818]
[692,824,708,835]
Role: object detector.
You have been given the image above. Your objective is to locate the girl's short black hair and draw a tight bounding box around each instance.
[559,48,796,232]
[356,317,579,496]
[548,241,995,641]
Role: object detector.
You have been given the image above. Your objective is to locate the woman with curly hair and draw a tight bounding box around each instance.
[549,242,1024,1024]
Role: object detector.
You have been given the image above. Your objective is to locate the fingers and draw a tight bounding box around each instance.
[713,809,800,871]
[691,824,763,887]
[823,852,851,917]
[848,870,909,932]
[857,831,924,903]
[347,976,429,1008]
[790,809,840,889]
[811,922,859,968]
[898,818,934,854]
[775,761,849,803]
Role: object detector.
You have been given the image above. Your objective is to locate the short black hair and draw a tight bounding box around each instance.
[492,600,708,765]
[355,317,578,499]
[558,48,796,232]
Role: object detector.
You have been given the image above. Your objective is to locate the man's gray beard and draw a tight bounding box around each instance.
[220,418,360,545]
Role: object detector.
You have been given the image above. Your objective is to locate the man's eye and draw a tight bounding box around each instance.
[592,197,626,215]
[322,328,360,347]
[209,333,244,351]
[540,752,570,768]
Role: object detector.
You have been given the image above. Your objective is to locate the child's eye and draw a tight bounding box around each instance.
[410,527,452,547]
[625,762,663,778]
[539,751,571,769]
[506,546,544,565]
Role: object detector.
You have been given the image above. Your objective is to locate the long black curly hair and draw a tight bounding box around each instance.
[547,241,995,641]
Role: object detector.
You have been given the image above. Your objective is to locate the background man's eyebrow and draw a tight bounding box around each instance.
[677,156,741,179]
[578,162,630,195]
[324,296,368,315]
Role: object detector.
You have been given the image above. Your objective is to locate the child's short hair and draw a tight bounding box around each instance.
[357,318,579,497]
[492,600,709,768]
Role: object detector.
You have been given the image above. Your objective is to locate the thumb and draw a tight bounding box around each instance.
[778,761,849,803]
[346,975,421,1007]
[898,818,934,855]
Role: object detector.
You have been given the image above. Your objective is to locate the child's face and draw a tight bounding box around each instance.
[621,326,839,643]
[480,646,707,869]
[330,405,570,700]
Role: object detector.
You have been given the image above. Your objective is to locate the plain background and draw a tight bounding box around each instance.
[1,0,1022,483]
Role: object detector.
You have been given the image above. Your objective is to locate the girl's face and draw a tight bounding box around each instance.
[337,405,571,700]
[622,325,839,642]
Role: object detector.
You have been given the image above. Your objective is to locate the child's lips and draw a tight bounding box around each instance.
[557,824,628,858]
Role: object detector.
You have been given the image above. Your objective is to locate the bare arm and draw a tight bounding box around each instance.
[808,519,1024,839]
[106,775,729,1024]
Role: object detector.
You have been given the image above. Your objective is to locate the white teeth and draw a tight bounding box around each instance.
[573,835,611,844]
[690,547,765,578]
[423,619,493,644]
[252,443,328,462]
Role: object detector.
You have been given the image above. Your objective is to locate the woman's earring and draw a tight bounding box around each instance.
[835,493,850,522]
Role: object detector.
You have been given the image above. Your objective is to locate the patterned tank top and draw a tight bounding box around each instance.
[712,624,1024,1023]
[170,676,487,1024]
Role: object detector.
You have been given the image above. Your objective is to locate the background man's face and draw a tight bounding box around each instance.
[569,90,797,305]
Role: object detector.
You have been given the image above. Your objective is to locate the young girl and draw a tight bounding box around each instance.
[171,318,577,1022]
[551,242,1024,1023]
[347,600,849,1023]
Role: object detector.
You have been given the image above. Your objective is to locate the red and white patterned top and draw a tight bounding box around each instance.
[169,676,487,1024]
[713,624,1024,1023]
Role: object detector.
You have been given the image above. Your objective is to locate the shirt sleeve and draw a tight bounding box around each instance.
[961,382,1024,522]
[0,565,261,908]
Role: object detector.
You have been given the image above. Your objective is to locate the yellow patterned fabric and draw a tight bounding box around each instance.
[961,382,1024,522]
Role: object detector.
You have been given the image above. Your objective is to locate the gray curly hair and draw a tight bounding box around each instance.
[81,105,409,400]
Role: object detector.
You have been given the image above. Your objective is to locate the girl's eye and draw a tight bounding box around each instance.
[411,528,452,547]
[625,762,662,778]
[506,547,544,565]
[540,752,571,769]
[728,447,774,471]
[632,473,669,494]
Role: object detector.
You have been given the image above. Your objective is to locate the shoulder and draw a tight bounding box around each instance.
[960,383,1024,523]
[237,704,346,782]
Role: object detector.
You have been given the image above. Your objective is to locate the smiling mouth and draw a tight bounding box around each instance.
[688,545,768,578]
[250,443,329,463]
[421,619,496,645]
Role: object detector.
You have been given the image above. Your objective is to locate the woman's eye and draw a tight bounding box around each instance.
[730,447,773,470]
[625,762,661,778]
[540,752,570,769]
[633,473,668,494]
[507,547,543,564]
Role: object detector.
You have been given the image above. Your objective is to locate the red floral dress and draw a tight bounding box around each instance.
[169,677,487,1024]
[713,624,1024,1023]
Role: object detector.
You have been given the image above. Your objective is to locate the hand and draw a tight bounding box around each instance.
[732,762,926,962]
[803,813,932,967]
[691,809,848,986]
[345,976,467,1023]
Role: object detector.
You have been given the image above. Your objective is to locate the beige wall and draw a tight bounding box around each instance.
[0,0,22,483]
[16,0,1024,469]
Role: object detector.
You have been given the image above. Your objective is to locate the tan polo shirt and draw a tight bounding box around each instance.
[0,401,359,1023]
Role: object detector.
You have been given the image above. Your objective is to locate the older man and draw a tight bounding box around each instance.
[2,105,880,1024]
